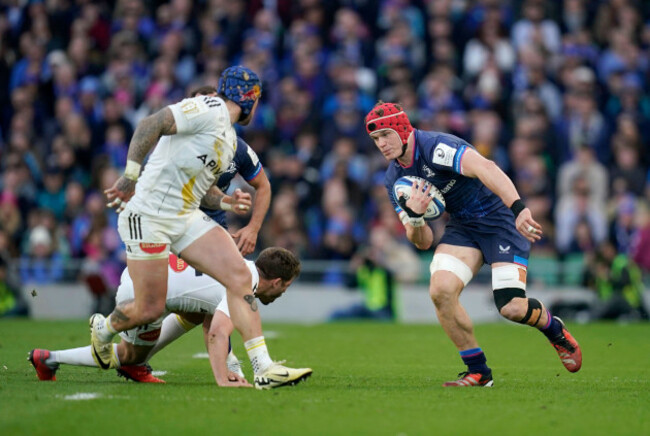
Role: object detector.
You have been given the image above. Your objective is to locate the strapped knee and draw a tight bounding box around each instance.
[429,253,474,286]
[519,298,543,326]
[493,288,526,312]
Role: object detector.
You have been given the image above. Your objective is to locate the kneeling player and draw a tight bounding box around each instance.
[29,247,312,389]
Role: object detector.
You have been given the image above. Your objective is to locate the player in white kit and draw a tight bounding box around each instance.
[93,66,311,388]
[29,248,309,389]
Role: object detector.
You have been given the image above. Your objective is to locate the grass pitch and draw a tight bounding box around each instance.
[1,319,649,436]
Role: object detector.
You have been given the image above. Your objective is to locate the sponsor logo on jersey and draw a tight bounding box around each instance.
[169,254,189,272]
[140,243,166,254]
[181,100,200,115]
[440,179,456,194]
[498,244,511,254]
[138,329,162,342]
[226,161,237,174]
[422,164,435,178]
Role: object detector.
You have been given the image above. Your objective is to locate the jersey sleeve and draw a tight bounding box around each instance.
[169,96,227,135]
[429,140,469,175]
[237,139,263,181]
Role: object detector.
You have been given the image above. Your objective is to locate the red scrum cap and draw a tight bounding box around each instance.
[365,102,413,145]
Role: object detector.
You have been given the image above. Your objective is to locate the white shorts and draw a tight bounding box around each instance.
[115,282,165,346]
[115,267,226,345]
[117,206,218,260]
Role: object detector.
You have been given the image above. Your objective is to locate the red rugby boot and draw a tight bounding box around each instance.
[442,371,493,387]
[550,317,582,373]
[117,364,166,383]
[28,349,59,381]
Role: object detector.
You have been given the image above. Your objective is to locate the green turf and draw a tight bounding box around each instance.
[1,319,649,435]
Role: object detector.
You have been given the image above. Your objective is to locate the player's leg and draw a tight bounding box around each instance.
[143,314,199,362]
[180,226,261,340]
[28,345,119,381]
[429,244,493,387]
[177,213,311,389]
[90,255,168,369]
[114,318,166,383]
[492,261,582,372]
[91,210,173,369]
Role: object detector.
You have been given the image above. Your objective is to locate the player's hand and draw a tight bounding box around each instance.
[230,189,252,215]
[217,372,252,388]
[515,208,543,243]
[232,225,258,256]
[398,179,431,217]
[104,176,136,213]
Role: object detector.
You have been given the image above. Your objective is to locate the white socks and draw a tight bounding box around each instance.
[145,315,196,362]
[48,344,120,367]
[95,315,118,342]
[244,336,273,375]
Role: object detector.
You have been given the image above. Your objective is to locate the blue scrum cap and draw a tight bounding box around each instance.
[218,66,262,118]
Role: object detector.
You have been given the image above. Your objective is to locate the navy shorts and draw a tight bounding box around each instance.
[439,207,530,267]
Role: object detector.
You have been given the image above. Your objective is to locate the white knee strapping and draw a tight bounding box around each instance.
[492,264,527,290]
[429,253,474,286]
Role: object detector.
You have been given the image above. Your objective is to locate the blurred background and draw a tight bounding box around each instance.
[0,0,648,323]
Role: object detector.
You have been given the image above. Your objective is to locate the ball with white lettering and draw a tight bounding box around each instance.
[393,175,446,220]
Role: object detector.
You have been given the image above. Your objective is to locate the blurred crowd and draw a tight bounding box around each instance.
[1,0,650,301]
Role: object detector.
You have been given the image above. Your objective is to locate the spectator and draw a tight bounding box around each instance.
[557,145,608,204]
[329,225,418,321]
[19,225,64,284]
[511,0,561,54]
[555,174,608,254]
[631,201,650,272]
[0,255,26,317]
[583,241,648,321]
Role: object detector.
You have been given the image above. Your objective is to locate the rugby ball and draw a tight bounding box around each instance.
[393,176,446,220]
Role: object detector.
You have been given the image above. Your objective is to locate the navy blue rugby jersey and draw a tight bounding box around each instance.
[200,137,263,227]
[384,130,506,220]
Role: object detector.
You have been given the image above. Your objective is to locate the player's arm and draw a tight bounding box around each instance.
[232,170,271,256]
[105,107,177,211]
[203,311,251,387]
[460,149,542,242]
[201,186,252,214]
[399,179,434,250]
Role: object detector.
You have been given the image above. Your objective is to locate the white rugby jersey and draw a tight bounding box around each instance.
[128,96,237,218]
[116,254,260,318]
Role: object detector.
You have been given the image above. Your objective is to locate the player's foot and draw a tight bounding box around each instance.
[227,352,245,378]
[442,371,494,387]
[117,364,165,383]
[89,313,117,370]
[549,316,582,373]
[28,349,59,381]
[254,362,312,390]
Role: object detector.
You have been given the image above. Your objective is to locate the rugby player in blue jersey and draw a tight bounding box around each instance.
[191,86,271,256]
[366,102,582,387]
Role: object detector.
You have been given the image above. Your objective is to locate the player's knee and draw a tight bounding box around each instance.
[492,264,529,320]
[493,288,525,318]
[498,297,527,320]
[429,278,460,307]
[223,264,252,295]
[428,254,473,306]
